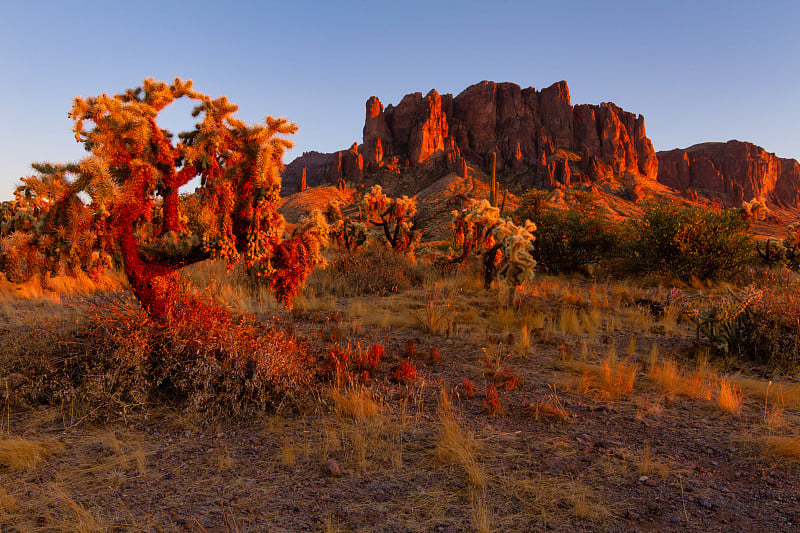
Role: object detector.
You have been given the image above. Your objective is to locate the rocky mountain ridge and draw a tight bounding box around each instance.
[282,80,659,194]
[282,81,800,213]
[656,141,800,207]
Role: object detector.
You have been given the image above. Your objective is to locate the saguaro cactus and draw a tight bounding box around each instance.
[490,152,497,207]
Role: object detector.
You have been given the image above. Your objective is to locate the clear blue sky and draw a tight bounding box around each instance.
[1,0,798,200]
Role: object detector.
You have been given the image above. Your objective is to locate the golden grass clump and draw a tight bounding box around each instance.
[331,387,381,421]
[599,350,638,398]
[716,377,742,414]
[762,436,800,461]
[436,390,485,489]
[0,437,57,470]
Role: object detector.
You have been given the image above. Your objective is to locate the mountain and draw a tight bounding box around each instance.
[282,80,658,194]
[656,141,800,207]
[361,80,657,188]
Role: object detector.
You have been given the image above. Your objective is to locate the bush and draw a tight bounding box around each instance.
[312,244,429,296]
[623,202,753,279]
[690,287,800,372]
[2,296,314,418]
[530,209,619,275]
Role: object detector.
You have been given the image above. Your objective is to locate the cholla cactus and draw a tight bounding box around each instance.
[450,199,536,288]
[324,199,368,251]
[757,222,800,270]
[3,169,115,281]
[360,185,420,252]
[9,78,323,318]
[740,198,769,229]
[268,209,331,308]
[756,238,787,266]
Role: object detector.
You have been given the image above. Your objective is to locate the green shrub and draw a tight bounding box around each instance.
[531,209,619,275]
[624,203,753,279]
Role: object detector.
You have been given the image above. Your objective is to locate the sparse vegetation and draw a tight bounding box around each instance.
[623,202,753,279]
[3,81,800,531]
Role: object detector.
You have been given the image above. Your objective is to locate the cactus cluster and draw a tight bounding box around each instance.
[360,185,420,252]
[323,200,368,251]
[451,199,536,288]
[7,78,329,317]
[757,222,800,270]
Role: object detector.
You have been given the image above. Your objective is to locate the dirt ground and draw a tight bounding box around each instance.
[1,273,799,532]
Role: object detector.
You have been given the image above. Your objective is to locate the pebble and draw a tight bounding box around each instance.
[324,458,342,477]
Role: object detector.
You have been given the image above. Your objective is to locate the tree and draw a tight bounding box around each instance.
[14,78,328,318]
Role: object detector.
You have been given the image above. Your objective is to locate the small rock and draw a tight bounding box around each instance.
[324,458,342,477]
[698,499,714,510]
[639,476,649,483]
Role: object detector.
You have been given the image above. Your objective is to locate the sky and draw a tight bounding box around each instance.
[1,0,798,200]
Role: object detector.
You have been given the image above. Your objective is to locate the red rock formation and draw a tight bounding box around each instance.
[281,151,335,193]
[363,96,392,169]
[328,143,363,184]
[409,90,449,164]
[657,141,800,207]
[361,80,658,186]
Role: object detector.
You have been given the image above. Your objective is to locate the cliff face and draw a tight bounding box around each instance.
[657,141,800,207]
[361,80,658,187]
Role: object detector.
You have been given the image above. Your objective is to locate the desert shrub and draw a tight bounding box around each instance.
[516,189,550,221]
[2,295,314,418]
[623,202,753,279]
[690,288,800,371]
[312,243,428,296]
[529,209,619,275]
[515,189,619,275]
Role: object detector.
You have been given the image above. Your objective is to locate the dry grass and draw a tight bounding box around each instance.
[559,308,583,336]
[412,289,455,336]
[716,377,742,414]
[632,445,673,478]
[0,270,126,303]
[599,349,638,398]
[331,387,381,421]
[735,376,800,411]
[471,492,492,533]
[648,355,682,394]
[530,386,571,422]
[436,390,485,489]
[0,436,58,470]
[502,474,609,525]
[762,436,800,461]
